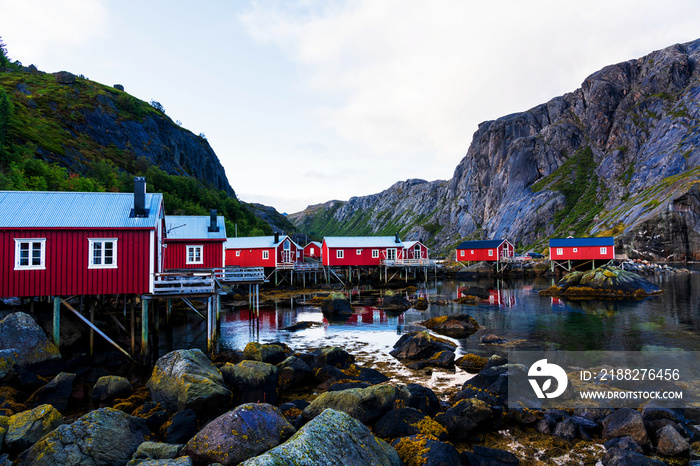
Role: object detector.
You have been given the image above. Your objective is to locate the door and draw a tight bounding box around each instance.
[387,248,397,261]
[282,239,291,263]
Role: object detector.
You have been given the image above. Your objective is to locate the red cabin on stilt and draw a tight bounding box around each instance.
[304,241,322,261]
[164,211,227,270]
[225,233,304,269]
[322,235,406,267]
[456,239,514,262]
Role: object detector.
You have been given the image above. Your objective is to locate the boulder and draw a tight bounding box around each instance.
[321,299,354,319]
[436,398,493,442]
[303,383,409,425]
[481,334,509,344]
[602,408,650,447]
[16,407,149,465]
[92,375,132,404]
[282,321,322,331]
[146,349,231,417]
[54,71,76,84]
[277,356,313,391]
[461,445,520,465]
[131,458,192,466]
[553,416,578,441]
[405,383,441,416]
[0,312,60,368]
[603,436,644,454]
[540,265,663,299]
[127,441,183,465]
[240,409,401,466]
[421,314,479,338]
[26,372,76,411]
[185,403,295,466]
[113,84,124,91]
[310,346,354,369]
[160,409,198,444]
[655,424,689,456]
[412,298,429,310]
[602,448,667,466]
[5,404,63,453]
[132,402,169,432]
[456,353,489,373]
[221,360,278,404]
[465,286,491,299]
[391,434,461,466]
[243,342,291,364]
[374,408,448,441]
[390,331,457,368]
[382,295,411,311]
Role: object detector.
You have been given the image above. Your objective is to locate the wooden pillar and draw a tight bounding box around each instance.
[166,299,172,325]
[207,297,213,353]
[592,259,596,269]
[89,299,95,356]
[141,298,150,363]
[130,297,136,356]
[154,299,160,333]
[52,296,60,347]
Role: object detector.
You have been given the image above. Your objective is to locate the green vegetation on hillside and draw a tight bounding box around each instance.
[0,39,270,236]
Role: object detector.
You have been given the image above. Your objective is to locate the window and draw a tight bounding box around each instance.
[262,250,269,260]
[89,239,118,268]
[573,248,578,253]
[471,250,474,254]
[356,249,362,255]
[556,248,563,255]
[372,250,379,258]
[186,245,203,264]
[236,250,240,257]
[309,247,314,255]
[336,250,344,259]
[601,247,607,255]
[488,250,493,257]
[415,244,421,258]
[14,238,46,270]
[460,250,465,257]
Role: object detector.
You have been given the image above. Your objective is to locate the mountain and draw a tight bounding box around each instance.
[289,39,700,260]
[0,60,295,236]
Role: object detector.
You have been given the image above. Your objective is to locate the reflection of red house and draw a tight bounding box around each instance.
[225,233,304,268]
[549,237,615,261]
[164,212,226,270]
[456,239,514,262]
[322,235,405,267]
[304,241,322,260]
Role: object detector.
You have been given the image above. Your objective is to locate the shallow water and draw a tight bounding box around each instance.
[157,268,700,395]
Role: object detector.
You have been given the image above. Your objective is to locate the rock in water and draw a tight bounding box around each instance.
[146,349,231,417]
[0,312,60,368]
[540,265,663,299]
[390,331,457,369]
[185,403,295,465]
[240,409,402,466]
[420,314,479,338]
[16,407,149,465]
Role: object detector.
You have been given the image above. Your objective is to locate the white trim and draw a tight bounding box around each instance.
[149,230,155,293]
[236,250,241,257]
[186,245,204,264]
[88,238,118,269]
[356,249,362,255]
[387,248,397,260]
[488,249,493,257]
[573,248,578,253]
[14,238,46,270]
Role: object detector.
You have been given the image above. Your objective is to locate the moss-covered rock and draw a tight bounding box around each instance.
[26,372,76,412]
[455,353,488,373]
[390,434,461,466]
[146,349,231,417]
[303,383,409,425]
[92,375,132,404]
[221,360,279,405]
[5,404,63,453]
[540,265,663,299]
[0,312,60,369]
[242,342,292,365]
[421,314,479,338]
[436,398,493,442]
[390,331,457,369]
[185,403,295,466]
[374,408,448,441]
[241,409,402,466]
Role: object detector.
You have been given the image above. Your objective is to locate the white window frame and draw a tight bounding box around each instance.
[488,249,494,257]
[372,249,379,258]
[89,238,118,269]
[236,250,241,257]
[356,249,362,255]
[186,245,203,265]
[14,238,46,270]
[309,247,314,255]
[600,247,607,255]
[262,250,269,260]
[573,248,578,253]
[471,250,474,254]
[336,249,344,259]
[556,248,563,255]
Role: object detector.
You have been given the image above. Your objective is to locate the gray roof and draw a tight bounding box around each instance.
[0,191,163,228]
[165,215,227,240]
[305,241,322,248]
[323,236,404,248]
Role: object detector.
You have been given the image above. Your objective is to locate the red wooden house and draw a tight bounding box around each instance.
[164,211,226,270]
[402,240,429,262]
[0,178,164,298]
[456,239,514,262]
[549,237,615,262]
[225,233,304,269]
[322,235,406,267]
[304,241,322,260]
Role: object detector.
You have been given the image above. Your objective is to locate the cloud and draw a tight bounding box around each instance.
[241,0,700,167]
[0,0,108,62]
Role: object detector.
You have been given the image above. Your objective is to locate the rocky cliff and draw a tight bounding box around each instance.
[290,38,700,260]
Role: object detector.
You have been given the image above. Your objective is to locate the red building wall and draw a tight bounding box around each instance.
[225,247,277,268]
[323,244,405,266]
[164,240,224,270]
[550,245,614,261]
[405,243,429,259]
[304,244,321,259]
[457,242,513,262]
[0,228,153,297]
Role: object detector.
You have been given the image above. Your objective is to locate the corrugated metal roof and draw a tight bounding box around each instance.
[226,236,281,249]
[324,236,404,248]
[456,239,508,249]
[549,237,615,247]
[165,215,227,240]
[0,191,162,228]
[305,241,322,248]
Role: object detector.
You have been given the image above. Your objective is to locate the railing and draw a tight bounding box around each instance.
[381,258,435,267]
[153,272,215,295]
[217,266,265,282]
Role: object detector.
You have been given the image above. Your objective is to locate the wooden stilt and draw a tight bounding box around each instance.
[154,299,160,333]
[207,297,213,353]
[52,296,60,348]
[166,299,172,324]
[89,299,95,356]
[141,298,150,363]
[130,297,135,356]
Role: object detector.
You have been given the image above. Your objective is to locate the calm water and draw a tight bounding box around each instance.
[158,267,700,363]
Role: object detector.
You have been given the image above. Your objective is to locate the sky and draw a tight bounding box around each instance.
[1,1,700,214]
